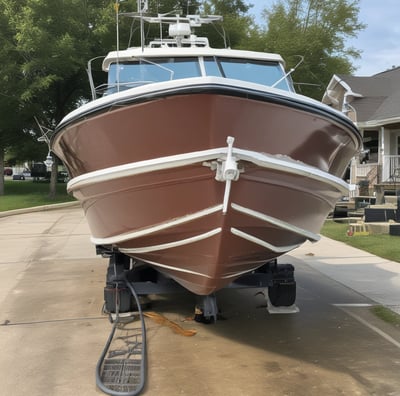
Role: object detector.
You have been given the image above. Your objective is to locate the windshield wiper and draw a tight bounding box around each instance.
[271,55,304,88]
[138,57,175,80]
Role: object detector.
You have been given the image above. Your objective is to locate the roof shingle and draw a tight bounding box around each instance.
[337,67,400,122]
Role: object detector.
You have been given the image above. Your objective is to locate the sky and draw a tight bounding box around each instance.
[249,0,400,76]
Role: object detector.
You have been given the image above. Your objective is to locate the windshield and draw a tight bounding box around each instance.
[106,56,293,94]
[204,57,292,91]
[107,57,201,93]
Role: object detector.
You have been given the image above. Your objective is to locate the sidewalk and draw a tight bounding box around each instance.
[289,236,400,314]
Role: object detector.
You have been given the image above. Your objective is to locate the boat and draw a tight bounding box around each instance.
[51,7,362,299]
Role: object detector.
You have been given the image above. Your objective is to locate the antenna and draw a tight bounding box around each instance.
[139,0,148,51]
[114,1,121,92]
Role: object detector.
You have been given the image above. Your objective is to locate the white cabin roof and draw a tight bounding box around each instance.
[103,46,285,72]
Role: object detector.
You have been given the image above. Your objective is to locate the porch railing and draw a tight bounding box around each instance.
[353,163,379,185]
[353,155,400,184]
[355,163,376,178]
[383,155,400,182]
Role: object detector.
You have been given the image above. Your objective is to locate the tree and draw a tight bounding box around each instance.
[198,0,253,48]
[259,0,365,99]
[0,3,29,195]
[0,0,365,199]
[0,0,119,197]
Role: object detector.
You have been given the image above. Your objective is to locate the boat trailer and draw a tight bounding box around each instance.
[95,246,297,396]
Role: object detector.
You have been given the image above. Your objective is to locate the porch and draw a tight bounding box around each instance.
[352,155,400,202]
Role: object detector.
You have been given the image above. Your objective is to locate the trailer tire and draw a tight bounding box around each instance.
[268,282,296,307]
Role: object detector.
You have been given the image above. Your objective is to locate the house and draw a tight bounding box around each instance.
[322,67,400,202]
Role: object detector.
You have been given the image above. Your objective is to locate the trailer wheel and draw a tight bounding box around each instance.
[268,282,296,307]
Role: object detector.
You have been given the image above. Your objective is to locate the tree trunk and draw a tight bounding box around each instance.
[48,155,58,199]
[0,147,4,196]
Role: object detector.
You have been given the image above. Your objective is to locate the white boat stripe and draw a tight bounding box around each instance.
[220,265,263,279]
[90,204,223,245]
[118,228,221,253]
[126,258,213,279]
[231,203,320,242]
[123,257,262,281]
[234,148,349,194]
[230,227,300,253]
[68,147,349,195]
[68,147,227,192]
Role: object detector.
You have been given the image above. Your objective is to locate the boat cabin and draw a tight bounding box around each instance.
[96,16,294,97]
[103,54,294,95]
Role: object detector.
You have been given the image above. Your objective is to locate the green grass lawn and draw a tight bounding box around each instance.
[321,220,400,263]
[0,180,75,211]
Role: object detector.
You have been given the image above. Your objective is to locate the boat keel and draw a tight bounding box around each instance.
[194,294,219,324]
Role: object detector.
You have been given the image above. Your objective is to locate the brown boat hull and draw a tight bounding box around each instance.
[52,85,361,295]
[54,89,359,179]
